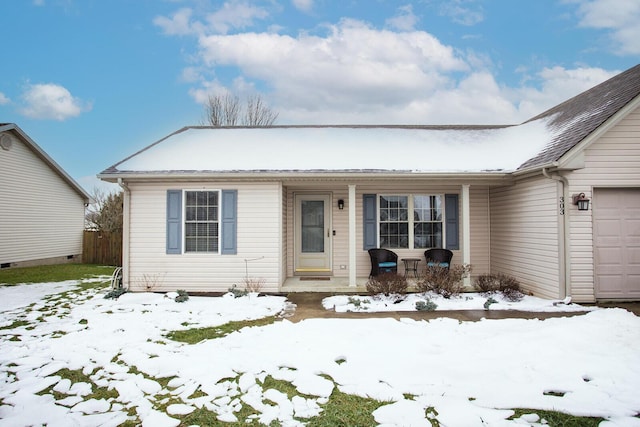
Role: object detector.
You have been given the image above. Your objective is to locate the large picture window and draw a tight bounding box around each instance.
[184,191,219,252]
[379,194,443,249]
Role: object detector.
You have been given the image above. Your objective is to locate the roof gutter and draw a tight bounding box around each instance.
[542,167,571,300]
[117,178,130,290]
[98,170,514,183]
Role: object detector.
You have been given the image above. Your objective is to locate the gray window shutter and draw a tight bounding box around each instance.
[363,194,377,250]
[166,190,182,254]
[445,194,459,250]
[221,190,237,254]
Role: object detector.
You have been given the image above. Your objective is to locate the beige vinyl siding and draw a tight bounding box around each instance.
[563,106,640,302]
[469,187,491,277]
[126,181,282,293]
[490,177,561,299]
[0,134,85,265]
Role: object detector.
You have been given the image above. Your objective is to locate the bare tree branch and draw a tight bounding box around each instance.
[244,94,279,126]
[202,93,277,127]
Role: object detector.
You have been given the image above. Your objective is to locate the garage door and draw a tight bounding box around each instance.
[593,188,640,299]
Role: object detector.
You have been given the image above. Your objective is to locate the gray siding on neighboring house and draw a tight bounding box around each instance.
[490,177,561,299]
[564,106,640,302]
[0,131,86,266]
[125,181,282,292]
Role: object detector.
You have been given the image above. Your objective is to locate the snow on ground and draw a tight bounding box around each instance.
[322,292,595,313]
[1,280,639,427]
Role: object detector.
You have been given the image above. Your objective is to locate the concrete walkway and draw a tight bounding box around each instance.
[282,293,640,323]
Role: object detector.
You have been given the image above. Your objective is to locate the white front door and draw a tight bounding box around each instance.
[295,194,332,273]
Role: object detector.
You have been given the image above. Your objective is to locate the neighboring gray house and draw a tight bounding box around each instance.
[0,123,90,269]
[99,64,640,302]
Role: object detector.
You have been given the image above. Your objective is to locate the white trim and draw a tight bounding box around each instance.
[348,184,357,287]
[182,189,221,255]
[377,193,446,250]
[462,184,471,287]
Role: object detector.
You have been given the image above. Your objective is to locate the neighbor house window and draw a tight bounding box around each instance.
[184,191,219,252]
[379,194,443,249]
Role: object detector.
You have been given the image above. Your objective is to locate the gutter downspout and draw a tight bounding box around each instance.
[118,178,131,289]
[542,168,571,299]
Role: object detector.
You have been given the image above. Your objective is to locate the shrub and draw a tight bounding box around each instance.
[104,288,127,299]
[242,277,264,293]
[228,285,248,298]
[416,264,471,298]
[474,273,524,302]
[175,289,189,303]
[365,273,408,296]
[416,299,438,311]
[484,297,498,310]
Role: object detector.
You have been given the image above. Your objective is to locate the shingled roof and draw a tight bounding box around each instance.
[518,64,640,170]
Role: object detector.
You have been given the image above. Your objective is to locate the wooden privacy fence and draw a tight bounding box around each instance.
[83,230,122,266]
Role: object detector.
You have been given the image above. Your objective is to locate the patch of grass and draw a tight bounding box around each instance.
[425,406,440,426]
[166,316,278,344]
[38,368,119,402]
[178,406,267,426]
[306,387,386,427]
[260,375,307,400]
[509,409,604,426]
[0,264,114,285]
[0,320,30,330]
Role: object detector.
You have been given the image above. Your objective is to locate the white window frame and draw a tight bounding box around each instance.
[183,189,221,254]
[378,193,445,250]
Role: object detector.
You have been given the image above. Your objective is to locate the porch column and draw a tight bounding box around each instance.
[348,184,357,287]
[462,184,471,287]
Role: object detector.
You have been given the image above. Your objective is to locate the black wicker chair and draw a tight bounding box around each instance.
[368,248,398,278]
[424,248,453,270]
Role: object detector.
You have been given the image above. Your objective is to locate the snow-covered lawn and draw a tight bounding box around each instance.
[1,280,639,427]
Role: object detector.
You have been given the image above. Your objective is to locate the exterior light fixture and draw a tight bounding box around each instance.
[337,199,345,210]
[572,193,590,211]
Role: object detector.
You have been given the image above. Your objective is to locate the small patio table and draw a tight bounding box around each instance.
[401,258,421,278]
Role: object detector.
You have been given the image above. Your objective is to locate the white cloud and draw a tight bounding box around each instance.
[155,1,269,36]
[159,5,620,126]
[570,0,640,55]
[0,92,10,105]
[386,4,419,31]
[205,1,269,34]
[440,0,484,26]
[19,83,91,121]
[195,19,468,118]
[292,0,313,13]
[153,8,198,36]
[513,66,618,119]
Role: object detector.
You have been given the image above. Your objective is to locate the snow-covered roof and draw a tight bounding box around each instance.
[103,121,555,176]
[101,64,640,179]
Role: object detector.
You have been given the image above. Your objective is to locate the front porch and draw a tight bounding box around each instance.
[281,276,368,293]
[281,276,423,293]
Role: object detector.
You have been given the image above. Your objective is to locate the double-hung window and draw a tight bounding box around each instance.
[184,190,219,253]
[379,194,443,249]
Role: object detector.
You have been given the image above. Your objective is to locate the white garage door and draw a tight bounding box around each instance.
[593,188,640,299]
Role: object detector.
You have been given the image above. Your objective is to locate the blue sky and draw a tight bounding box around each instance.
[1,0,638,193]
